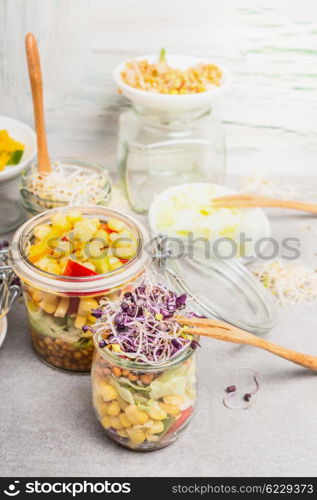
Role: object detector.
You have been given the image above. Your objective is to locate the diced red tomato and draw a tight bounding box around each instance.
[99,223,117,234]
[61,236,69,242]
[62,260,98,277]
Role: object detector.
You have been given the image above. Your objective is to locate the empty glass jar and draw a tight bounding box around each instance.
[117,105,225,213]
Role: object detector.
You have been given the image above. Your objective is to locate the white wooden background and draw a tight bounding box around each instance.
[0,0,317,177]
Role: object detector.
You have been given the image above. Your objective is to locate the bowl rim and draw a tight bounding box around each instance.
[0,315,8,350]
[0,116,37,182]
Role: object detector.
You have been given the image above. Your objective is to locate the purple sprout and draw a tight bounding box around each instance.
[190,340,201,350]
[91,308,103,319]
[93,283,198,364]
[82,325,96,333]
[176,293,187,308]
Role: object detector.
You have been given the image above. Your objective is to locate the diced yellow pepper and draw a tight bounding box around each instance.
[28,227,65,263]
[66,210,83,224]
[33,224,52,240]
[78,297,99,316]
[50,213,72,232]
[107,217,128,232]
[39,292,59,314]
[108,256,123,271]
[91,257,109,274]
[74,313,87,329]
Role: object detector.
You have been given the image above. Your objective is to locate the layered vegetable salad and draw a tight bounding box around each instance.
[24,210,138,371]
[91,283,198,450]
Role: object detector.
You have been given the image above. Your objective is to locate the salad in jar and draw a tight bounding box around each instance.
[21,208,140,372]
[91,282,199,450]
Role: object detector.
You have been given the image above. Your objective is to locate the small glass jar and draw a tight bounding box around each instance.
[8,206,150,372]
[117,105,225,213]
[92,334,197,451]
[20,159,112,218]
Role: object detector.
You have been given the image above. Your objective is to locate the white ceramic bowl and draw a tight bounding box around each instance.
[0,116,37,183]
[114,54,231,112]
[148,183,271,262]
[0,315,8,350]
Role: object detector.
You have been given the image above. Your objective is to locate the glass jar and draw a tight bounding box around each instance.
[117,105,225,213]
[92,333,197,451]
[8,206,151,372]
[20,159,112,218]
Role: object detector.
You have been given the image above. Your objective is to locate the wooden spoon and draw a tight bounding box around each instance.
[25,33,51,173]
[212,193,317,214]
[175,316,317,372]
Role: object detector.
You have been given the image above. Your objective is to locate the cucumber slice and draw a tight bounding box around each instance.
[8,150,24,165]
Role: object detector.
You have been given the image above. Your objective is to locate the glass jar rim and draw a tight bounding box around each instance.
[94,329,197,372]
[20,158,111,205]
[9,205,151,294]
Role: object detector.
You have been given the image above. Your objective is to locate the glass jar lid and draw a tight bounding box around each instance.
[155,240,276,335]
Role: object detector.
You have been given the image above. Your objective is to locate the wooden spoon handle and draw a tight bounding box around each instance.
[214,194,317,214]
[255,336,317,371]
[190,325,317,371]
[25,33,51,173]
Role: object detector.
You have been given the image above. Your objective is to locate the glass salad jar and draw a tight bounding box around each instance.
[7,206,150,372]
[92,337,197,451]
[20,159,112,217]
[117,105,225,214]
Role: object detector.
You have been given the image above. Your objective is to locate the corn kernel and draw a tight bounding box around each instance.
[107,401,121,416]
[125,405,148,425]
[101,415,111,428]
[126,428,146,445]
[119,412,132,428]
[110,416,122,429]
[98,382,118,401]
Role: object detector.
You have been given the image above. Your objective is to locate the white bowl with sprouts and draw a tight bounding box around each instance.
[114,54,231,112]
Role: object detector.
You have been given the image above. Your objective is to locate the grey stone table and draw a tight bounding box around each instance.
[1,183,317,477]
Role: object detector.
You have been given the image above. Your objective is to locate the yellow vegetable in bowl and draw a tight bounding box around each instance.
[0,130,25,171]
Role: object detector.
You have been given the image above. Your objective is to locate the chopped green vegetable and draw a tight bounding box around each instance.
[159,48,166,63]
